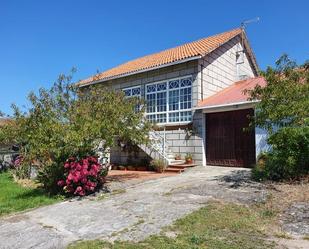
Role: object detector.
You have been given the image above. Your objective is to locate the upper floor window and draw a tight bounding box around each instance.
[146,76,192,124]
[122,86,141,112]
[123,86,141,98]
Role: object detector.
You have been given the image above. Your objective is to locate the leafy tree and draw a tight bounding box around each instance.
[249,55,309,180]
[0,71,150,192]
[247,54,309,133]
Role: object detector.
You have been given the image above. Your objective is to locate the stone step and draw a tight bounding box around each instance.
[164,167,184,173]
[168,163,198,169]
[168,159,186,165]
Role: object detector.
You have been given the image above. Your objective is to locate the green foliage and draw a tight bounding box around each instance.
[253,126,309,181]
[0,172,61,216]
[249,55,309,181]
[149,159,166,173]
[247,54,309,133]
[0,71,150,193]
[185,153,193,161]
[37,161,65,194]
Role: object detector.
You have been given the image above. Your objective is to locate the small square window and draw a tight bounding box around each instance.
[168,80,179,89]
[123,89,131,97]
[180,78,192,87]
[147,84,156,93]
[157,82,167,91]
[156,113,167,123]
[132,87,141,96]
[169,112,179,122]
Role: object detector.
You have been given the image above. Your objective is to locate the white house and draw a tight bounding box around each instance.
[78,28,268,169]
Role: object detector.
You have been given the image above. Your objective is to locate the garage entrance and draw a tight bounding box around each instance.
[205,109,256,167]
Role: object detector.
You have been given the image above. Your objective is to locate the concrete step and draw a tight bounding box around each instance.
[166,154,175,159]
[168,163,198,169]
[168,159,186,165]
[164,163,198,174]
[164,167,184,173]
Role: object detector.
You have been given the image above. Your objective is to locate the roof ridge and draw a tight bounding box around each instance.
[78,28,243,86]
[95,28,242,77]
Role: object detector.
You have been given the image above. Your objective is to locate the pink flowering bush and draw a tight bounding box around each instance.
[57,156,105,196]
[13,155,23,168]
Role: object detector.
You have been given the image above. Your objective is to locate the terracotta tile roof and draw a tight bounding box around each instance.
[197,77,266,108]
[78,28,243,86]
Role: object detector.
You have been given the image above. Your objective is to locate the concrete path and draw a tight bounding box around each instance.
[0,166,266,249]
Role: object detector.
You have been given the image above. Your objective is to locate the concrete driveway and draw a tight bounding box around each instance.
[0,166,266,249]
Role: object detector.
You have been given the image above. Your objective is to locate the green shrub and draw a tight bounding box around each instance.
[37,161,64,195]
[150,159,166,173]
[252,126,309,181]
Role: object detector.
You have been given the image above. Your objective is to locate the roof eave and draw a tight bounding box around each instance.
[242,30,260,75]
[78,55,202,88]
[195,100,259,113]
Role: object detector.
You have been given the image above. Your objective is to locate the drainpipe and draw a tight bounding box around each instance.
[163,126,166,157]
[200,63,204,101]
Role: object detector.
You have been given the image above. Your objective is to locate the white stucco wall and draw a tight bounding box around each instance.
[255,127,270,158]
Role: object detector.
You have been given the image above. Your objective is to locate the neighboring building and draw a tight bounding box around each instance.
[78,28,268,168]
[0,118,18,168]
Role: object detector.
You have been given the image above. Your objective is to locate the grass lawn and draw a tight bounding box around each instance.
[0,172,62,216]
[68,202,276,249]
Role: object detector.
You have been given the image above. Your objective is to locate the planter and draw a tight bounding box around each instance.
[156,168,164,173]
[136,166,147,171]
[185,159,193,164]
[127,165,136,171]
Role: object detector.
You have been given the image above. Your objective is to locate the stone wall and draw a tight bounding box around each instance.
[197,36,256,100]
[110,145,151,166]
[95,60,204,165]
[155,110,204,165]
[83,35,257,166]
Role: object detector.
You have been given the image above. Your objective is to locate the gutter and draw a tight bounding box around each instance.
[78,55,202,88]
[194,100,259,111]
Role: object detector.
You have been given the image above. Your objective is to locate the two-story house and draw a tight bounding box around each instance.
[78,28,268,168]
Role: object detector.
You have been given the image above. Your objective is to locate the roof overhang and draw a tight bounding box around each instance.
[194,100,259,113]
[242,30,259,76]
[78,55,202,88]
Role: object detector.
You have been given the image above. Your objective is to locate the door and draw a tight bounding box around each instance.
[206,109,256,167]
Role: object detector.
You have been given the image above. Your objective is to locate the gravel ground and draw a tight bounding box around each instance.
[0,166,272,249]
[282,202,309,236]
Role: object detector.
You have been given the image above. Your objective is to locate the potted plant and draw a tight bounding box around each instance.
[150,159,166,173]
[185,153,193,164]
[174,154,181,160]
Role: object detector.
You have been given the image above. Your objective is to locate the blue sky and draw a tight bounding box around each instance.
[0,0,308,115]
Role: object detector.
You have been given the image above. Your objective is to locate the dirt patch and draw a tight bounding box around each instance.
[266,183,309,212]
[106,170,175,183]
[105,170,176,191]
[264,182,309,237]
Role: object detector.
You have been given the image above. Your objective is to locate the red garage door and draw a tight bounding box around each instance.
[206,109,256,168]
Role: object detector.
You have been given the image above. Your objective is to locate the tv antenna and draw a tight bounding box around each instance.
[241,17,260,30]
[239,17,260,54]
